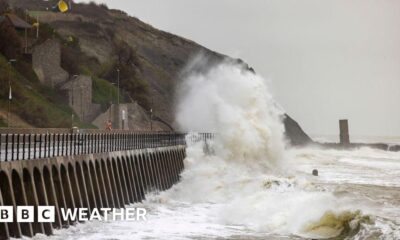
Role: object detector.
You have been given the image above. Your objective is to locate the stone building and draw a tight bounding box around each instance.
[32,39,69,87]
[61,75,101,122]
[0,13,32,30]
[0,13,32,58]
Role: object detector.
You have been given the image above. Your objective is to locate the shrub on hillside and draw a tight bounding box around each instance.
[15,59,40,83]
[0,118,6,127]
[61,43,81,75]
[60,35,101,75]
[100,41,150,109]
[92,76,118,111]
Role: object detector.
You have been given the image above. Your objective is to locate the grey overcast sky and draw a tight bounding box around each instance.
[77,0,400,137]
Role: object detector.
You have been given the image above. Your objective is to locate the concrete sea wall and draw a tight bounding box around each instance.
[0,145,186,239]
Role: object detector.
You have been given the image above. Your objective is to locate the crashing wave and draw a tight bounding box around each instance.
[302,210,373,239]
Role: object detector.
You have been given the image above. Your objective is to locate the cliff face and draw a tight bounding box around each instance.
[8,0,312,146]
[9,0,223,124]
[283,114,313,146]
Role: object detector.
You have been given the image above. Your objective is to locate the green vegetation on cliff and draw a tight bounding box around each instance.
[0,54,92,128]
[0,0,93,127]
[1,0,212,128]
[92,76,118,111]
[1,0,313,146]
[0,118,6,127]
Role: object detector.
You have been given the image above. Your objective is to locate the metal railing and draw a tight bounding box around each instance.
[0,132,188,162]
[187,133,215,144]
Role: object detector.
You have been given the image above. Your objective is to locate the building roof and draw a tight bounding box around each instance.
[4,14,32,29]
[61,75,92,90]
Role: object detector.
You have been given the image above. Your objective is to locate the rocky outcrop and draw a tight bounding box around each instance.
[283,114,313,146]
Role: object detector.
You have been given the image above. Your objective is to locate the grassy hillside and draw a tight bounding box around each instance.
[0,1,121,128]
[8,0,226,126]
[0,0,224,129]
[0,118,6,127]
[92,76,119,111]
[0,54,93,128]
[1,0,313,146]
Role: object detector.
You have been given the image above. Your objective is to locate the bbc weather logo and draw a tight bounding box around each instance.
[0,206,55,222]
[0,206,147,222]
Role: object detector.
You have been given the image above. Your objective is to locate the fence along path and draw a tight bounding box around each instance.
[0,132,188,161]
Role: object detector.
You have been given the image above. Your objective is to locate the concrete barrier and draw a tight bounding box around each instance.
[0,145,186,239]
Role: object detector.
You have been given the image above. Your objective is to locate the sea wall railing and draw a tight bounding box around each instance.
[0,132,184,161]
[0,131,215,162]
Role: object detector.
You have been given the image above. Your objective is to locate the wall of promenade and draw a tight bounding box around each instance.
[0,141,186,239]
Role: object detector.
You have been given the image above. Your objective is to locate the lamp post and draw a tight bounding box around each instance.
[116,68,121,130]
[70,75,78,128]
[36,15,39,39]
[24,10,28,53]
[71,75,79,106]
[109,82,116,121]
[117,68,120,105]
[150,89,156,131]
[150,108,153,131]
[7,59,17,128]
[80,84,84,122]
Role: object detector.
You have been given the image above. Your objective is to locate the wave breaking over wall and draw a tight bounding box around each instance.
[176,57,286,170]
[171,58,370,239]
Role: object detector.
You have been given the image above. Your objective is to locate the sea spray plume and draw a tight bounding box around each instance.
[176,55,286,170]
[169,56,371,238]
